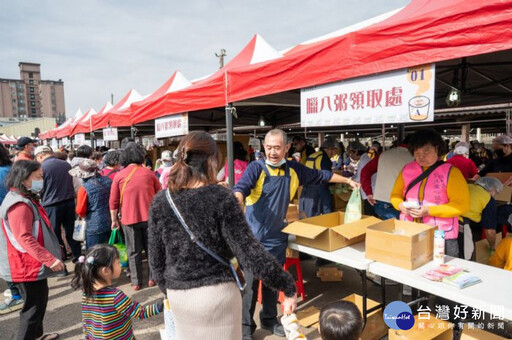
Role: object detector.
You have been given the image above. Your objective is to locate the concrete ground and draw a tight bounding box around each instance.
[1,256,511,340]
[0,256,393,340]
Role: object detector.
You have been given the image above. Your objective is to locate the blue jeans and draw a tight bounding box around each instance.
[86,231,111,250]
[372,200,400,220]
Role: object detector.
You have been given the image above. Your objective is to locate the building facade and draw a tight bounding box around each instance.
[0,62,65,122]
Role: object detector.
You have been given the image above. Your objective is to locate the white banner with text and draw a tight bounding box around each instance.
[155,113,188,139]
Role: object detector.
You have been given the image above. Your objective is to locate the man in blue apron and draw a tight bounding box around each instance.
[300,137,339,218]
[233,129,359,339]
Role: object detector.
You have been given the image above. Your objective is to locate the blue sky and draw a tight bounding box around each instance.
[0,0,409,117]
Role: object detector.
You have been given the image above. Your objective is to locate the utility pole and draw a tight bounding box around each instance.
[215,49,227,69]
[111,93,114,104]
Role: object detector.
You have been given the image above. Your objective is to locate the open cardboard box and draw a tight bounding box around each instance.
[486,172,512,203]
[344,294,388,340]
[388,314,453,340]
[286,204,299,222]
[365,219,436,270]
[282,212,382,252]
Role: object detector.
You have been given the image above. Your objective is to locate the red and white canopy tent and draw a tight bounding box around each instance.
[130,34,283,125]
[67,107,97,137]
[91,89,143,131]
[71,101,112,136]
[55,109,84,139]
[0,134,17,145]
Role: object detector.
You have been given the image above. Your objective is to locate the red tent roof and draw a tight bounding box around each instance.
[72,102,112,135]
[131,34,282,124]
[227,0,512,102]
[91,89,142,130]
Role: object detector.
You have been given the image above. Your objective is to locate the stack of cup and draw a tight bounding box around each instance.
[281,313,307,340]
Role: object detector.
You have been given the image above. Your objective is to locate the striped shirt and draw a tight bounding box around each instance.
[82,286,162,339]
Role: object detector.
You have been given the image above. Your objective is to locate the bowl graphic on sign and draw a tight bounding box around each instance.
[408,95,430,121]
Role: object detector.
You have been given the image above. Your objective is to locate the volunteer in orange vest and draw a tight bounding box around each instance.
[390,129,470,258]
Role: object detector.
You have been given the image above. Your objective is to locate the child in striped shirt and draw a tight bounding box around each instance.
[71,244,163,339]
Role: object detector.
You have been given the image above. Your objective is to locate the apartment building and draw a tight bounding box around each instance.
[0,62,65,122]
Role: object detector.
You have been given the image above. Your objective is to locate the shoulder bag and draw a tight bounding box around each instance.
[117,165,139,220]
[165,189,246,291]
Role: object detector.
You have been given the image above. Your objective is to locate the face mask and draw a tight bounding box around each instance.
[496,149,505,158]
[29,179,44,194]
[162,161,173,167]
[265,158,286,167]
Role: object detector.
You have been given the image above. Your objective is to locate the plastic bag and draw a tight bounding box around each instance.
[344,189,362,224]
[108,229,128,268]
[72,219,86,242]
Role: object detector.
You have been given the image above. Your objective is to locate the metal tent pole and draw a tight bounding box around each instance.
[225,103,234,188]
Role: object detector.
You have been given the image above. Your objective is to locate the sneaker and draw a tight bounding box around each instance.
[3,289,11,298]
[55,267,68,277]
[260,321,285,337]
[0,297,24,314]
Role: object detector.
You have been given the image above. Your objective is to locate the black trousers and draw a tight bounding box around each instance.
[122,221,152,286]
[17,279,49,340]
[242,270,279,336]
[44,199,81,260]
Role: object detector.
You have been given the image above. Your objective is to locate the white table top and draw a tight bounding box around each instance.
[368,257,512,321]
[288,236,373,271]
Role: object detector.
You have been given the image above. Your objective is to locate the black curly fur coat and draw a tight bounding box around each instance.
[148,185,296,297]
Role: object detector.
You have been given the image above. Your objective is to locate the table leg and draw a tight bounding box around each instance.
[361,270,368,327]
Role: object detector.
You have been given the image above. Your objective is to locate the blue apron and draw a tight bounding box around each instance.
[245,160,290,264]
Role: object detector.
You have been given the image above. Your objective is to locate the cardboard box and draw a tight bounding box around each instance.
[282,212,382,252]
[486,173,512,203]
[344,294,388,340]
[460,327,508,340]
[286,204,299,222]
[316,265,343,281]
[389,314,453,340]
[296,306,320,327]
[365,219,436,270]
[475,232,503,265]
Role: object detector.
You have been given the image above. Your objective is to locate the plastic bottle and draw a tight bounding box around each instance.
[433,230,445,264]
[164,299,176,339]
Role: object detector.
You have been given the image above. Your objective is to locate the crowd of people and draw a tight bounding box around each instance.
[0,128,510,339]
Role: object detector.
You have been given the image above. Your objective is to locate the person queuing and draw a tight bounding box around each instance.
[0,160,65,340]
[72,245,163,339]
[148,132,297,340]
[344,141,367,177]
[109,142,161,291]
[155,150,173,180]
[291,135,315,164]
[100,150,122,181]
[71,159,112,249]
[459,177,503,260]
[35,145,81,269]
[361,136,413,220]
[233,129,359,339]
[300,137,338,217]
[14,137,36,162]
[319,300,362,340]
[446,142,478,179]
[0,143,22,315]
[391,129,470,257]
[159,149,178,190]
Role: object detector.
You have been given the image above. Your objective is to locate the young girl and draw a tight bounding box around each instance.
[72,244,163,339]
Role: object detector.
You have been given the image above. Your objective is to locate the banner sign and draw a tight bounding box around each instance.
[74,133,85,145]
[102,127,118,141]
[300,64,435,127]
[62,137,69,145]
[50,138,57,150]
[155,113,188,139]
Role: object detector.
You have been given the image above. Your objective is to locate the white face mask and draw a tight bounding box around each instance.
[265,158,286,167]
[29,179,44,193]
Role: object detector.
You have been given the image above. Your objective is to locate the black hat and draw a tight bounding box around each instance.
[16,137,35,149]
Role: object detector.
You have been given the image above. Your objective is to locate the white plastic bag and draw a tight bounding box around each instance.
[344,189,362,224]
[72,219,86,242]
